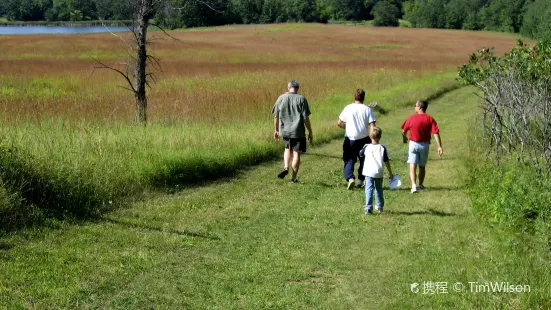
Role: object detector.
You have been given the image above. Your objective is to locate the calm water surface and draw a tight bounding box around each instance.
[0,26,128,35]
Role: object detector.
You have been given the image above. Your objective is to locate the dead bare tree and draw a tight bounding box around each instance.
[92,0,221,124]
[92,0,160,124]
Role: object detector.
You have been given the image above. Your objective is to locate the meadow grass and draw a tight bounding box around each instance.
[0,24,520,228]
[0,87,548,309]
[0,72,458,230]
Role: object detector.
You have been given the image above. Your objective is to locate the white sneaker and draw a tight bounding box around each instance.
[347,179,355,190]
[411,185,418,194]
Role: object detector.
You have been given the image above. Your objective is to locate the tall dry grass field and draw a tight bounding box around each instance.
[0,24,520,227]
[0,23,518,123]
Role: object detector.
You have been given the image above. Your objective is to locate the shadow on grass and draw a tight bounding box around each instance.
[427,156,458,161]
[313,182,339,188]
[0,85,466,234]
[306,152,342,160]
[388,208,456,216]
[418,185,465,191]
[104,216,221,240]
[149,151,279,192]
[0,241,14,250]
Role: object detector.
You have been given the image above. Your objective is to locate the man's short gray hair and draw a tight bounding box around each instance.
[288,80,300,89]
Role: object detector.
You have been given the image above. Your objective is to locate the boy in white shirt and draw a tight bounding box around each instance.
[359,127,394,214]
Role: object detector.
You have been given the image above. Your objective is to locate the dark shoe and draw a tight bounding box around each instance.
[291,179,299,183]
[277,169,289,179]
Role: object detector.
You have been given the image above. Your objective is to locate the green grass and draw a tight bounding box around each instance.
[327,19,373,26]
[348,44,411,50]
[264,24,315,33]
[0,72,459,229]
[0,87,549,308]
[399,19,412,28]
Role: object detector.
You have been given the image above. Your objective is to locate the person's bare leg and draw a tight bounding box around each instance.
[284,148,292,170]
[409,163,417,187]
[291,151,301,181]
[278,148,292,179]
[418,166,426,186]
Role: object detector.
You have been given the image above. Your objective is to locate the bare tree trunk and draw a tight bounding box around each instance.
[133,0,152,124]
[95,0,209,124]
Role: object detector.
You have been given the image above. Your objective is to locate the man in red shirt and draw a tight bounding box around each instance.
[401,100,443,193]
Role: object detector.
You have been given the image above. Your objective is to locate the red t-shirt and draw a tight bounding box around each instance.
[401,114,439,143]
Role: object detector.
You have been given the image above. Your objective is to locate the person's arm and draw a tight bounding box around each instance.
[434,133,443,157]
[274,116,280,141]
[370,122,376,130]
[402,130,408,144]
[385,161,394,179]
[337,119,345,129]
[383,147,393,178]
[305,116,313,144]
[359,145,366,157]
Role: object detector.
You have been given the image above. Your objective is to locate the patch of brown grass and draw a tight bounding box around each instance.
[0,24,522,123]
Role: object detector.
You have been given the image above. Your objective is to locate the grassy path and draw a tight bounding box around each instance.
[1,87,549,309]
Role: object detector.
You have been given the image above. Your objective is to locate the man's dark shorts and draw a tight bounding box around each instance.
[283,137,307,153]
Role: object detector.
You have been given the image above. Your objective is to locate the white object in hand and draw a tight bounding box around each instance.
[388,174,402,190]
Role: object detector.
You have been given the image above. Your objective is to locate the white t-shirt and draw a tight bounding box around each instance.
[360,144,390,178]
[338,103,376,140]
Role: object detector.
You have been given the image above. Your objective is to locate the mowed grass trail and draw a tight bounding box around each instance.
[1,87,549,309]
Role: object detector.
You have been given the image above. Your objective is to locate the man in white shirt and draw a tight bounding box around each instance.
[337,89,377,190]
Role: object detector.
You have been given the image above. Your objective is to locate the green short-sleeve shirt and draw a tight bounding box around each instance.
[272,92,311,138]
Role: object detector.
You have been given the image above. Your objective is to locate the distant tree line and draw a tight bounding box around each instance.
[1,0,549,40]
[0,0,133,22]
[403,0,551,41]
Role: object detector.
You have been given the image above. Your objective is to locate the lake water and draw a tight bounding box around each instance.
[0,26,128,35]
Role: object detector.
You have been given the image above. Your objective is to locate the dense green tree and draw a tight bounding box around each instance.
[444,0,468,29]
[444,0,487,29]
[402,1,419,26]
[477,0,525,32]
[67,0,97,20]
[422,0,447,28]
[5,0,52,21]
[364,0,405,19]
[1,0,549,42]
[260,0,285,23]
[288,0,317,22]
[95,0,133,20]
[521,0,551,40]
[330,0,369,21]
[231,0,263,23]
[371,0,400,26]
[0,2,7,17]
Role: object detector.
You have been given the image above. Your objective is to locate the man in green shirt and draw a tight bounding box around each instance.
[272,80,313,183]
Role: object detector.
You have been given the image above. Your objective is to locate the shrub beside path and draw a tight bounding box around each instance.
[0,87,549,309]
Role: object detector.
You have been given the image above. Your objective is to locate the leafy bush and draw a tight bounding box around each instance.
[460,40,551,244]
[466,158,551,230]
[520,0,551,41]
[458,40,551,173]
